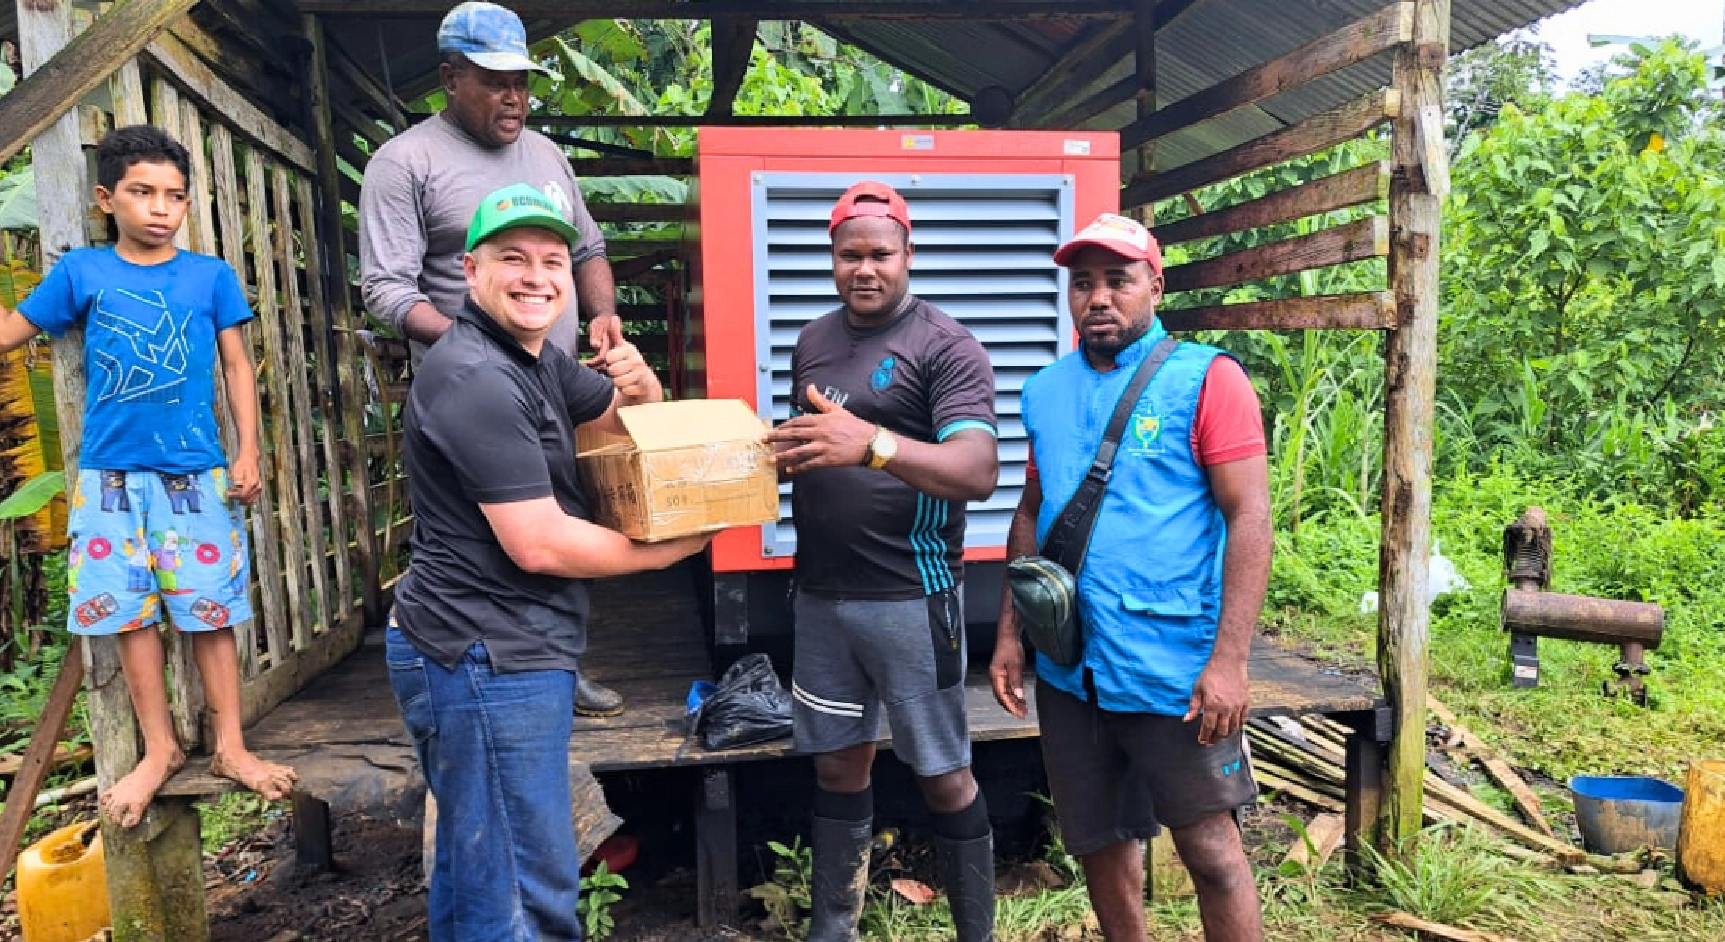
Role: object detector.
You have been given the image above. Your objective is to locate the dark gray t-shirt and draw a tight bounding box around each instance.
[393,299,615,672]
[789,296,997,600]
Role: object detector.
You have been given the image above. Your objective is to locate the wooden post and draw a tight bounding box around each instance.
[1342,706,1390,875]
[291,793,334,871]
[101,797,209,941]
[304,13,381,624]
[1128,0,1156,224]
[695,765,739,928]
[1376,0,1448,852]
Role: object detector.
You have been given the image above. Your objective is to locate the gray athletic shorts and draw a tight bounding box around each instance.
[791,588,971,777]
[1038,682,1258,857]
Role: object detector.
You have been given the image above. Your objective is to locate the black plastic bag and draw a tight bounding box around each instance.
[695,654,794,751]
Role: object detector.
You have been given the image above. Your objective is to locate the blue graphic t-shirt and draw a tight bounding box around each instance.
[21,248,254,473]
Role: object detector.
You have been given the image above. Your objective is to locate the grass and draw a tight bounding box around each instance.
[196,791,284,854]
[1267,465,1725,786]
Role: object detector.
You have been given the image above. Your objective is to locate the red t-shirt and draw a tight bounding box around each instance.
[1026,355,1265,481]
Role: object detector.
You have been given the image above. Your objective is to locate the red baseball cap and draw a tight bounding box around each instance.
[829,181,912,235]
[1053,212,1163,274]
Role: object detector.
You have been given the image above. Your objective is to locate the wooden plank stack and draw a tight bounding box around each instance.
[1250,700,1584,865]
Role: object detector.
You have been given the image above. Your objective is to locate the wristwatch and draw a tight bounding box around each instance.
[865,427,899,469]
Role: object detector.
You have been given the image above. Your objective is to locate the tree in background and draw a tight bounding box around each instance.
[1441,38,1725,509]
[1445,36,1558,155]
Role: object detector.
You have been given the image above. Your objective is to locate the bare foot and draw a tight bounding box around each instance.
[100,749,187,829]
[210,749,298,801]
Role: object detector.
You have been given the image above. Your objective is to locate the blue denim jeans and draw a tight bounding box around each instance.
[387,624,581,941]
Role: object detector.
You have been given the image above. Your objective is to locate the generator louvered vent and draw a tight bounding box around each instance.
[753,173,1076,558]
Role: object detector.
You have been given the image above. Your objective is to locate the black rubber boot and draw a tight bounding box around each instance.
[806,815,872,942]
[936,832,996,942]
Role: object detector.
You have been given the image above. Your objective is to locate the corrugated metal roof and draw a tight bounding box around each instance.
[0,0,1591,169]
[823,0,1589,169]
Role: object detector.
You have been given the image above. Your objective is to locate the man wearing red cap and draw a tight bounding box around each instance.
[990,213,1271,940]
[766,181,1000,942]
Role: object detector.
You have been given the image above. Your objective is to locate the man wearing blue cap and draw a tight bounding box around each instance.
[360,0,630,716]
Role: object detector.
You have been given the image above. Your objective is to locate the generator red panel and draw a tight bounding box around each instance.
[691,128,1121,574]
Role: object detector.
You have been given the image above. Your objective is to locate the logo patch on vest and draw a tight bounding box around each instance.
[1128,410,1167,456]
[870,356,897,391]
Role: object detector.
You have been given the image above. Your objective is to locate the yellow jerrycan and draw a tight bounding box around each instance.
[1680,760,1725,895]
[16,819,110,942]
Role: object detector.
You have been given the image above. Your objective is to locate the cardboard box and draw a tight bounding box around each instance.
[577,399,779,542]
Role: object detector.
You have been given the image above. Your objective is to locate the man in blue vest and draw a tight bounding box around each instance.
[990,213,1271,941]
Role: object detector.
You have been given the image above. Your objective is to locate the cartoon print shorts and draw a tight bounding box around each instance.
[64,468,254,636]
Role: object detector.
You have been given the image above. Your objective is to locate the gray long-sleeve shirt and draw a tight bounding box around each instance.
[358,112,606,365]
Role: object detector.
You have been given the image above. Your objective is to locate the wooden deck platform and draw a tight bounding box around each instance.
[161,564,1386,927]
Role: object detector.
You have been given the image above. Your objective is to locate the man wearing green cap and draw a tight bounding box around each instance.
[388,184,711,940]
[360,0,632,716]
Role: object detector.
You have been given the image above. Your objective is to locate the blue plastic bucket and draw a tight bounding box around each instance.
[1570,775,1685,855]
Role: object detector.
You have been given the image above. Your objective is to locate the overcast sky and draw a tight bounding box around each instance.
[1520,0,1723,82]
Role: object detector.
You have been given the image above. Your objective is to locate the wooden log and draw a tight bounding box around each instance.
[210,122,281,680]
[245,149,308,663]
[0,0,198,165]
[143,29,316,171]
[1283,812,1346,872]
[1154,162,1390,246]
[1122,88,1401,210]
[301,0,1130,17]
[0,743,91,777]
[1161,292,1394,332]
[1038,72,1140,132]
[1164,216,1387,294]
[571,156,694,177]
[1427,696,1555,838]
[0,639,84,882]
[1376,0,1447,853]
[272,163,335,645]
[1371,912,1521,942]
[1121,2,1413,149]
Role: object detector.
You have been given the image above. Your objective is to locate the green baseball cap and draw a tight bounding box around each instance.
[466,183,582,251]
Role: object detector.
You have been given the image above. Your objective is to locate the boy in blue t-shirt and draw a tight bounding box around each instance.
[0,126,296,827]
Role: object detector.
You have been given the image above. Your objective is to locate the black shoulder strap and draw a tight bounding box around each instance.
[1040,336,1180,574]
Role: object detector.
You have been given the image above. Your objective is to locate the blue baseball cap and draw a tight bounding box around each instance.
[437,2,549,74]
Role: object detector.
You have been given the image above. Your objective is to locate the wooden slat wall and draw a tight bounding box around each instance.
[1117,7,1410,331]
[91,48,386,733]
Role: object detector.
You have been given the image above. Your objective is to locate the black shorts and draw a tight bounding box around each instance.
[1037,682,1258,857]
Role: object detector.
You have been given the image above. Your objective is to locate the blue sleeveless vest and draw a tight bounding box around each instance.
[1022,322,1227,715]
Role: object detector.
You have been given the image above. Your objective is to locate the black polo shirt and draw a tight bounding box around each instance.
[393,298,615,672]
